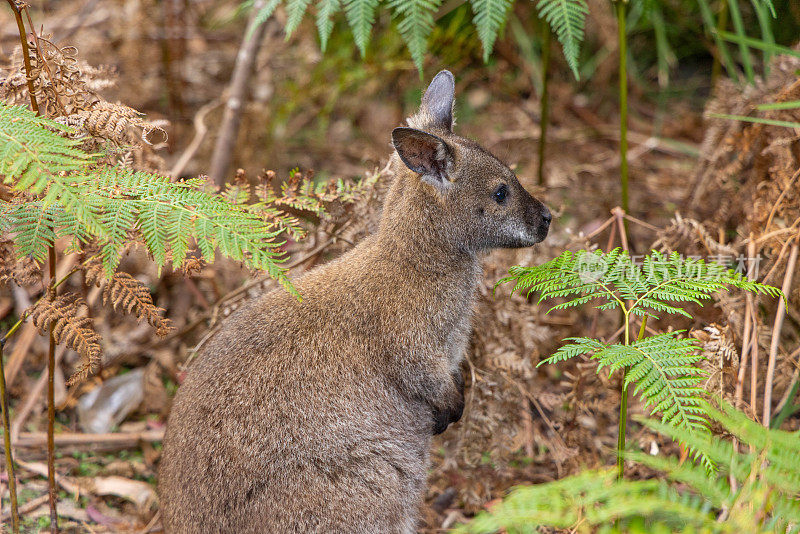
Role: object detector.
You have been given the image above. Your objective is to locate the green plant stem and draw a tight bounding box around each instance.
[710,0,729,85]
[47,246,58,533]
[726,0,754,84]
[770,377,800,430]
[0,339,20,533]
[617,373,628,480]
[615,0,629,215]
[3,4,33,530]
[537,21,551,187]
[617,314,647,480]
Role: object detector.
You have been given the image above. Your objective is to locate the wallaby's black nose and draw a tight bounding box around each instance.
[542,209,552,225]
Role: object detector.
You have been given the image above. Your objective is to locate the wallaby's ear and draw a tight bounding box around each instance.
[392,127,454,191]
[419,70,455,132]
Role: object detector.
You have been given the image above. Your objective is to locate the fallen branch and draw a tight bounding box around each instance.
[0,494,49,523]
[14,429,164,449]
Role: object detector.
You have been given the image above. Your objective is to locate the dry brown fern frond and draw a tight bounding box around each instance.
[12,255,43,287]
[28,292,102,384]
[0,236,43,287]
[0,238,16,284]
[2,34,167,172]
[58,101,168,147]
[3,37,102,117]
[652,212,739,257]
[692,324,739,398]
[84,263,173,337]
[54,101,168,152]
[484,347,534,379]
[691,47,800,237]
[180,256,206,276]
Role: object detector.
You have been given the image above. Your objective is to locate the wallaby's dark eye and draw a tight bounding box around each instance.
[493,184,508,204]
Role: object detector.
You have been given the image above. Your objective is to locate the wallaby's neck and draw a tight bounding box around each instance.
[376,170,478,279]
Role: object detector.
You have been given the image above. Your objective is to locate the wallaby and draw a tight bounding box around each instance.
[158,70,551,533]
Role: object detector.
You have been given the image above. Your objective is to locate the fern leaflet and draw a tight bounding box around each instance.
[470,0,514,61]
[316,0,342,51]
[388,0,441,72]
[286,0,314,37]
[535,0,588,79]
[344,0,381,56]
[499,248,784,471]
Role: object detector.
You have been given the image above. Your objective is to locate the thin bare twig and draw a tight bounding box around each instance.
[735,300,752,407]
[747,238,759,418]
[582,215,615,241]
[622,212,660,232]
[14,429,164,448]
[735,235,758,410]
[10,347,66,444]
[612,207,629,251]
[1,494,49,522]
[753,218,800,245]
[761,231,798,287]
[749,309,759,417]
[209,0,271,188]
[763,233,798,427]
[169,99,222,178]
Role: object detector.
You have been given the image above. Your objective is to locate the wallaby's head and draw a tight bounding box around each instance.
[386,70,551,253]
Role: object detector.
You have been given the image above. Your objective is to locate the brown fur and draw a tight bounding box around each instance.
[158,71,550,533]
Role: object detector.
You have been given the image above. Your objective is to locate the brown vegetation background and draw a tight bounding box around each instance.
[1,0,799,531]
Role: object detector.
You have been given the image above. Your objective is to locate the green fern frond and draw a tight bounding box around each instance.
[500,248,784,473]
[0,103,296,296]
[461,402,800,534]
[388,0,441,72]
[0,104,88,193]
[316,0,342,51]
[542,332,709,442]
[249,0,282,37]
[470,0,514,61]
[344,0,381,56]
[286,0,313,37]
[499,248,784,319]
[535,0,588,80]
[2,202,59,263]
[458,469,719,533]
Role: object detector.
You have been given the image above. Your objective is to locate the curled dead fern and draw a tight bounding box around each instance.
[28,293,102,384]
[58,102,167,146]
[84,262,174,337]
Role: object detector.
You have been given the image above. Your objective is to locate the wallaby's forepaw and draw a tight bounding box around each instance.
[431,370,465,435]
[432,399,464,435]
